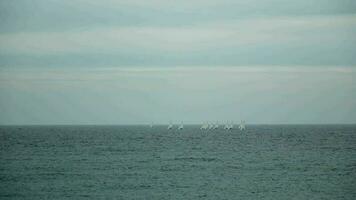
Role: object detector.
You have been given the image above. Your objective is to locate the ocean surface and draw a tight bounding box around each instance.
[0,125,355,199]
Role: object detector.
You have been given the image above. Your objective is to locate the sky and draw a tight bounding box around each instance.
[0,0,355,124]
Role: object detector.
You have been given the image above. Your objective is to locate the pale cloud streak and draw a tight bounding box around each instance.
[1,15,355,55]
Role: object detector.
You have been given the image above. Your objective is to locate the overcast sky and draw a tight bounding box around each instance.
[0,0,355,124]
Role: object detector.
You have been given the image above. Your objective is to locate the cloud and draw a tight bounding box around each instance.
[1,14,355,56]
[1,1,355,124]
[1,66,354,88]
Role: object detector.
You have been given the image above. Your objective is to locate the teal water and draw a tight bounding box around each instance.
[0,125,355,199]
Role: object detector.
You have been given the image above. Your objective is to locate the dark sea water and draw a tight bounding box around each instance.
[0,125,355,199]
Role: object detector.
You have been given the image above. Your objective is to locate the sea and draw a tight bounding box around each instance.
[0,125,355,199]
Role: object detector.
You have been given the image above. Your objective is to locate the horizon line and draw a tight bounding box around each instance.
[1,123,356,126]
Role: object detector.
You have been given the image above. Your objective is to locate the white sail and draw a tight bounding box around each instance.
[208,122,214,130]
[201,122,208,130]
[214,122,219,129]
[224,122,228,130]
[178,122,183,130]
[167,122,173,130]
[239,120,246,130]
[149,122,153,128]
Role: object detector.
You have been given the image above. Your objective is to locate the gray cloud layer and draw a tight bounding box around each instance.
[1,0,356,67]
[0,1,355,124]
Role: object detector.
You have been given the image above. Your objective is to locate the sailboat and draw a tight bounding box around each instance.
[229,121,234,130]
[149,122,153,128]
[224,121,229,130]
[200,122,208,130]
[239,120,246,130]
[178,122,184,130]
[167,122,173,130]
[214,121,219,129]
[208,122,214,130]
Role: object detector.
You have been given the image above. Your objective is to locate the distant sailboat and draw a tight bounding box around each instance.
[224,122,229,130]
[167,122,173,130]
[208,122,214,130]
[149,122,153,128]
[223,121,233,130]
[214,122,219,129]
[239,120,246,131]
[178,122,183,130]
[230,121,234,130]
[200,122,208,130]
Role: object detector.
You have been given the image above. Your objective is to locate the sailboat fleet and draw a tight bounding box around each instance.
[161,120,246,131]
